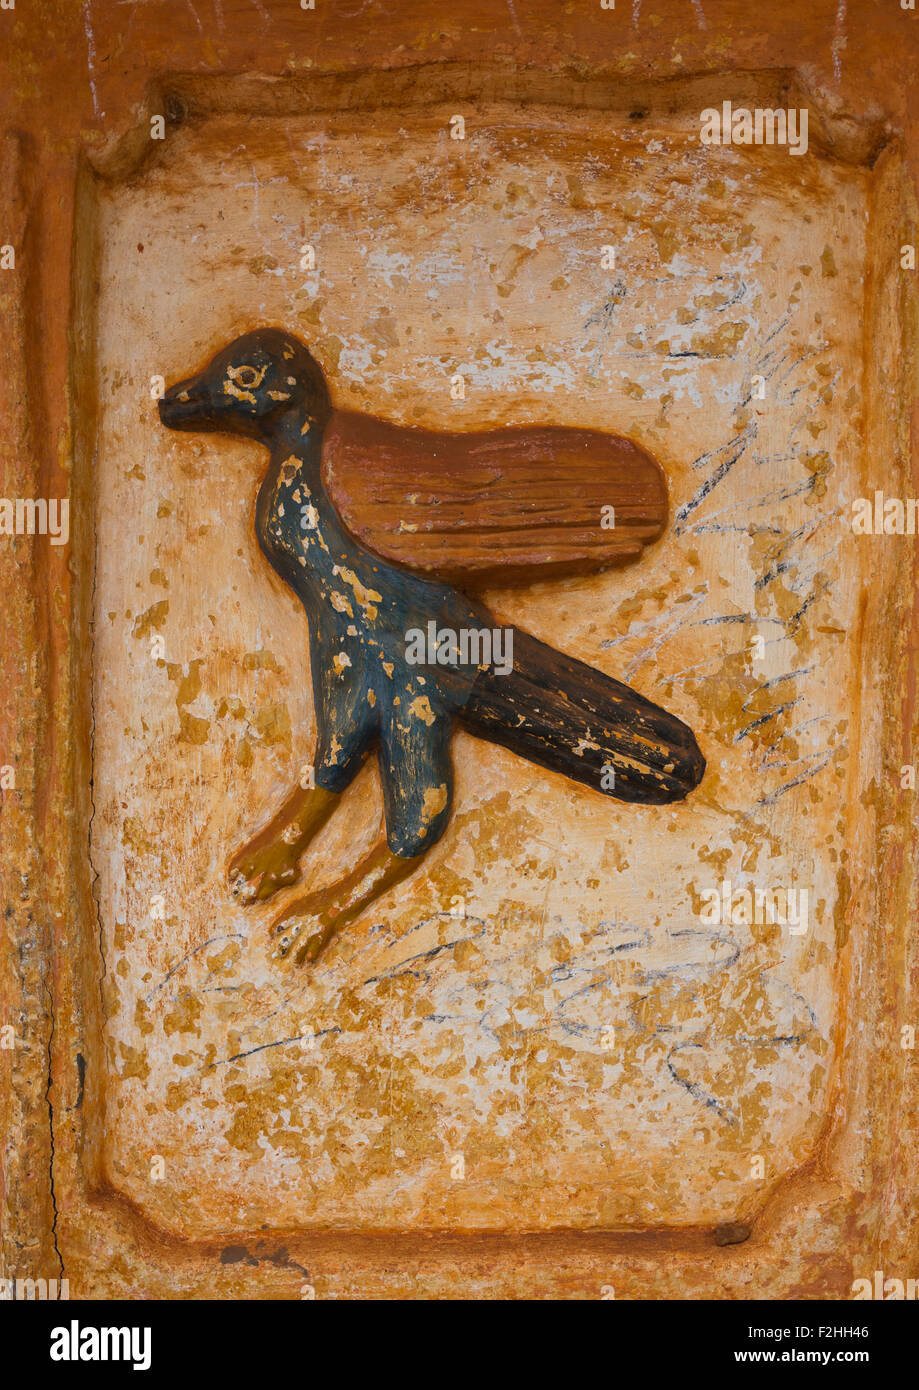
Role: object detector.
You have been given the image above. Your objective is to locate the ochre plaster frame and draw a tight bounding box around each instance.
[2,55,917,1298]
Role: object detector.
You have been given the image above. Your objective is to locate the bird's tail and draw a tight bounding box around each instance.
[458,625,704,805]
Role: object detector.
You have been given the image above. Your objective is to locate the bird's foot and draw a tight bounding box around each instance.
[264,838,421,970]
[270,894,341,968]
[228,830,304,905]
[227,786,341,906]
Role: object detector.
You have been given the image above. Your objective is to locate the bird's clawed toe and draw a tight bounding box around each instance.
[227,841,303,905]
[270,920,331,968]
[269,896,339,968]
[272,917,305,959]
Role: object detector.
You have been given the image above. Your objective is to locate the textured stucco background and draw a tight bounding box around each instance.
[91,102,863,1235]
[2,0,917,1299]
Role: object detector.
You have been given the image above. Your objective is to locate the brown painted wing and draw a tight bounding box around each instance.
[321,410,668,587]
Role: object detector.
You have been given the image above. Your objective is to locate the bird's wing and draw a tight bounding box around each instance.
[321,410,668,587]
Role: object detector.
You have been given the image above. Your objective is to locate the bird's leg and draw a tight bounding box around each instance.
[228,783,340,904]
[269,838,423,966]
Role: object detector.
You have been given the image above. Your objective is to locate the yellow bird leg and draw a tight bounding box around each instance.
[270,837,423,966]
[228,784,340,904]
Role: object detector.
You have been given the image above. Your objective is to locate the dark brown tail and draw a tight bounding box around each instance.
[459,626,704,805]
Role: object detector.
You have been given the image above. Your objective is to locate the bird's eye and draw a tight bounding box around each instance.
[227,363,267,390]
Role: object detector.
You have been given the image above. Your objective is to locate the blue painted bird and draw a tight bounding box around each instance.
[159,328,704,966]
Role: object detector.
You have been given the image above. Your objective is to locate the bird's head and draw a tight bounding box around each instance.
[158,328,331,442]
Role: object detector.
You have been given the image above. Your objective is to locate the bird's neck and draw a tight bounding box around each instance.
[255,416,363,594]
[257,414,327,521]
[270,410,330,455]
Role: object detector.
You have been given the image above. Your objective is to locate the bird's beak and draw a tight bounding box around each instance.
[158,372,216,431]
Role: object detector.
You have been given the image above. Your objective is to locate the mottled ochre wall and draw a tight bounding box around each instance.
[1,0,918,1299]
[93,100,862,1237]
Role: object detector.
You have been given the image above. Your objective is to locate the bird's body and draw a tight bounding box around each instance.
[255,414,488,856]
[160,328,704,964]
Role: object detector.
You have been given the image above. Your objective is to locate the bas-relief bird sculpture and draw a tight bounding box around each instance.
[159,328,704,966]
